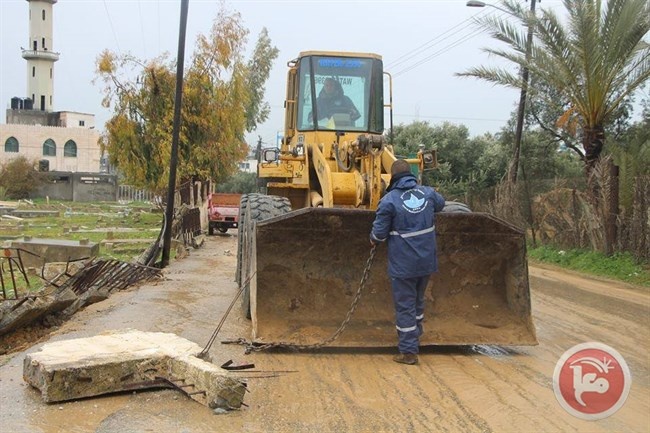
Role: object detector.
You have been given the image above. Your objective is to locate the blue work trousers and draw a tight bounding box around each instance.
[391,275,430,354]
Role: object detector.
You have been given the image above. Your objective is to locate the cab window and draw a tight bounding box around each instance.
[297,56,377,132]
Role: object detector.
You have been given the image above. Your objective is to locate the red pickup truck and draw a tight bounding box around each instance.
[208,193,241,235]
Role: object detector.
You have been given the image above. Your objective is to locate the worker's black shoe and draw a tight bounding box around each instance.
[393,353,418,365]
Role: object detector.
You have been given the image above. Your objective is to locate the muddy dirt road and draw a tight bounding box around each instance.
[0,235,648,433]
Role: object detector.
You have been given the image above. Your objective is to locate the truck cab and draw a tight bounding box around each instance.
[207,193,241,235]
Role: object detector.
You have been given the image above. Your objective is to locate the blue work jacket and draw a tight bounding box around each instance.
[370,174,445,278]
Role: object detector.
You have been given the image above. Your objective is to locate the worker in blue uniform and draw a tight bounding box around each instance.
[370,159,445,365]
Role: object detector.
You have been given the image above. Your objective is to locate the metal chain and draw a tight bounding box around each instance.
[240,244,377,353]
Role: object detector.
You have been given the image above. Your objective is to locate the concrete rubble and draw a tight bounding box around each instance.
[1,259,161,337]
[0,288,77,336]
[23,329,246,410]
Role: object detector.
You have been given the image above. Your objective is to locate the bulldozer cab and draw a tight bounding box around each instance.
[290,52,385,134]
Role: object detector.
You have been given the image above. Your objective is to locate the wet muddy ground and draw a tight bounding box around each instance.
[0,235,648,432]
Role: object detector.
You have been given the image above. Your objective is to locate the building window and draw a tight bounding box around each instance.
[64,140,77,157]
[79,120,85,126]
[32,66,35,77]
[42,38,45,49]
[42,9,45,20]
[33,40,37,51]
[50,95,52,105]
[4,137,19,153]
[50,68,52,78]
[43,139,56,156]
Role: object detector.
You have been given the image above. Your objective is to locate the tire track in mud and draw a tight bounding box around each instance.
[381,361,493,433]
[423,367,493,433]
[533,292,649,376]
[529,273,650,433]
[378,369,441,432]
[448,352,567,433]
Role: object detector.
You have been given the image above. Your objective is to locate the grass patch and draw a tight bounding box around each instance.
[2,200,163,263]
[528,245,650,287]
[1,200,167,295]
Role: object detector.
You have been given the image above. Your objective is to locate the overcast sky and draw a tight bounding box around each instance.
[2,0,573,148]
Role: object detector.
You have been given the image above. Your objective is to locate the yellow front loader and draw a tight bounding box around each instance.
[236,51,537,347]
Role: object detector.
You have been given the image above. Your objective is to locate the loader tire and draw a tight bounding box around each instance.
[239,194,292,319]
[442,201,471,213]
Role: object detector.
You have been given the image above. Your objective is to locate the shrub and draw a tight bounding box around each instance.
[0,156,43,199]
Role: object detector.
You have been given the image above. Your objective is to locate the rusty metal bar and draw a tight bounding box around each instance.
[55,259,162,298]
[1,248,39,300]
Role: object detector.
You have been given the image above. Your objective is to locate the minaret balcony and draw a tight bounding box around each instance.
[22,49,60,62]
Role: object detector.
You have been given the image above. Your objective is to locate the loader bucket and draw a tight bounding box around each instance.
[250,208,537,347]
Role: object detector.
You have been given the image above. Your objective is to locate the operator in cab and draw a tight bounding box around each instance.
[316,77,361,124]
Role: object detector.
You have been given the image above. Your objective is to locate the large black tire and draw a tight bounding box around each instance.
[238,194,292,319]
[441,201,472,213]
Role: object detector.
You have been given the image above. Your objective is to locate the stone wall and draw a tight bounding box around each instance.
[36,171,118,202]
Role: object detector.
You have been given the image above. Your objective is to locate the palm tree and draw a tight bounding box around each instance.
[459,0,650,177]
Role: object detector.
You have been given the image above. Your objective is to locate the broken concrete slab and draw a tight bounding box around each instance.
[10,237,99,268]
[23,329,246,410]
[61,286,111,317]
[0,288,77,336]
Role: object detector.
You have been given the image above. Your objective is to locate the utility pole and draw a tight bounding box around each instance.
[467,0,538,183]
[161,0,190,268]
[509,0,537,183]
[255,136,263,162]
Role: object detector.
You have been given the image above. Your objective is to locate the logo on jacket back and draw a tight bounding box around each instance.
[400,190,427,213]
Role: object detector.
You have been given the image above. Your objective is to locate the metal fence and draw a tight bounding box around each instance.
[117,185,157,203]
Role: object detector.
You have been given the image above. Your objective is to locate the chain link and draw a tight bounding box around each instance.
[241,244,377,353]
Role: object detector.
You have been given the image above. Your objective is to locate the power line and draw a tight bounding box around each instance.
[385,11,485,70]
[392,26,487,77]
[389,9,508,79]
[102,0,121,54]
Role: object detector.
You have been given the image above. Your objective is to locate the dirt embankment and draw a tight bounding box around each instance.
[0,235,648,433]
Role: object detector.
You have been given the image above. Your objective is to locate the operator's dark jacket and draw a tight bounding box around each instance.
[370,173,445,278]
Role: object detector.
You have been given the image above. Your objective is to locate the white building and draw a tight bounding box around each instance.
[238,154,259,174]
[0,0,101,173]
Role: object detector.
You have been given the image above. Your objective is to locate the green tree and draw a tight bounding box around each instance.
[391,121,488,182]
[0,156,43,199]
[606,100,650,210]
[459,0,650,176]
[525,76,634,161]
[496,112,583,182]
[389,121,495,199]
[244,28,279,133]
[95,7,278,191]
[216,171,257,194]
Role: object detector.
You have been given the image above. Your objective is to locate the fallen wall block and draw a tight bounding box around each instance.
[0,288,77,336]
[23,329,246,410]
